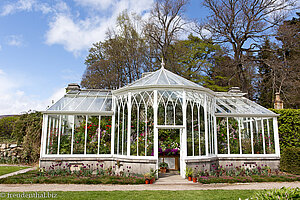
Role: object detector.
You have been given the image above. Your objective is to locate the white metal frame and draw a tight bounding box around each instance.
[40,66,281,178]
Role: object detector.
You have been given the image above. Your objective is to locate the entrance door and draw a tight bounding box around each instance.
[158,128,182,173]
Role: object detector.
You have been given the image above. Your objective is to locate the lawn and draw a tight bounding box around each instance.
[196,174,300,184]
[0,166,29,176]
[0,190,256,200]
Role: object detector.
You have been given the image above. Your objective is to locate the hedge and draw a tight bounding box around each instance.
[280,147,300,175]
[270,109,300,151]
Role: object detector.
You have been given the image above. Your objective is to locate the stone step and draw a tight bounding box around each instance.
[155,174,194,185]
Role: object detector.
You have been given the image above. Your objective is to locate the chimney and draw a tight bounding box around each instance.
[66,83,81,94]
[274,92,283,109]
[228,87,242,93]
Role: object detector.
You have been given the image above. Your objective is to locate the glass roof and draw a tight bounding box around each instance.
[124,67,204,88]
[215,96,277,116]
[47,90,112,112]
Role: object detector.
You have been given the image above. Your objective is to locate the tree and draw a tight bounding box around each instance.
[201,0,297,95]
[166,34,232,91]
[81,11,150,89]
[256,38,277,108]
[205,54,238,92]
[255,13,300,108]
[274,13,300,108]
[144,0,189,66]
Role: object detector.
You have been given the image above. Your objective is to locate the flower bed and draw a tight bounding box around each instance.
[187,164,300,184]
[0,162,145,185]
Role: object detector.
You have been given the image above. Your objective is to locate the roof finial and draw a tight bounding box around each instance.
[161,57,165,69]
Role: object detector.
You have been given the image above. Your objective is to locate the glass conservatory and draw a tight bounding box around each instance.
[40,65,280,177]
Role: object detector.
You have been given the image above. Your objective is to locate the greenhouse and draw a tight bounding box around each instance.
[39,64,280,178]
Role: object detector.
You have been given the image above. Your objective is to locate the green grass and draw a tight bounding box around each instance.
[0,170,145,184]
[0,166,29,176]
[0,190,256,200]
[197,174,300,184]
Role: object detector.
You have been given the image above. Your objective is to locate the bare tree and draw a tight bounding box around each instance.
[202,0,297,93]
[144,0,190,65]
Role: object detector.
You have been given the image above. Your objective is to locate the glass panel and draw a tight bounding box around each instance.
[59,115,73,154]
[99,116,111,154]
[103,98,112,111]
[63,97,85,111]
[75,97,95,111]
[158,90,182,126]
[211,114,214,154]
[146,105,154,156]
[208,113,211,155]
[253,118,264,154]
[187,102,192,156]
[123,104,128,155]
[166,101,174,125]
[138,103,145,156]
[46,115,59,154]
[175,101,183,125]
[228,117,239,154]
[130,102,138,156]
[116,98,128,156]
[217,117,228,154]
[200,105,205,155]
[241,118,252,154]
[47,97,73,111]
[86,116,99,154]
[265,119,275,154]
[142,70,160,85]
[73,115,86,154]
[114,106,119,154]
[157,70,169,85]
[118,106,123,155]
[194,104,199,156]
[158,102,165,125]
[88,97,105,111]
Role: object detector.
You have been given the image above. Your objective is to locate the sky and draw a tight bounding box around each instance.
[0,0,210,115]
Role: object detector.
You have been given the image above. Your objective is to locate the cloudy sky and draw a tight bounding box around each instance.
[0,0,208,115]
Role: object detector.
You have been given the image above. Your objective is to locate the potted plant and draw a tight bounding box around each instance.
[144,173,150,184]
[149,168,157,184]
[185,166,193,181]
[159,162,168,173]
[192,173,198,183]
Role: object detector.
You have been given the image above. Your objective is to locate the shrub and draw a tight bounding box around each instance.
[250,187,300,200]
[270,109,300,151]
[12,111,43,164]
[0,116,18,142]
[280,147,300,175]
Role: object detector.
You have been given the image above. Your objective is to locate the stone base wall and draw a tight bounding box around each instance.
[185,156,280,171]
[40,156,280,176]
[0,143,23,163]
[218,157,280,169]
[40,157,157,175]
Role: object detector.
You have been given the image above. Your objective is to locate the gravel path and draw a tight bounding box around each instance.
[0,164,31,167]
[0,182,299,192]
[0,166,36,180]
